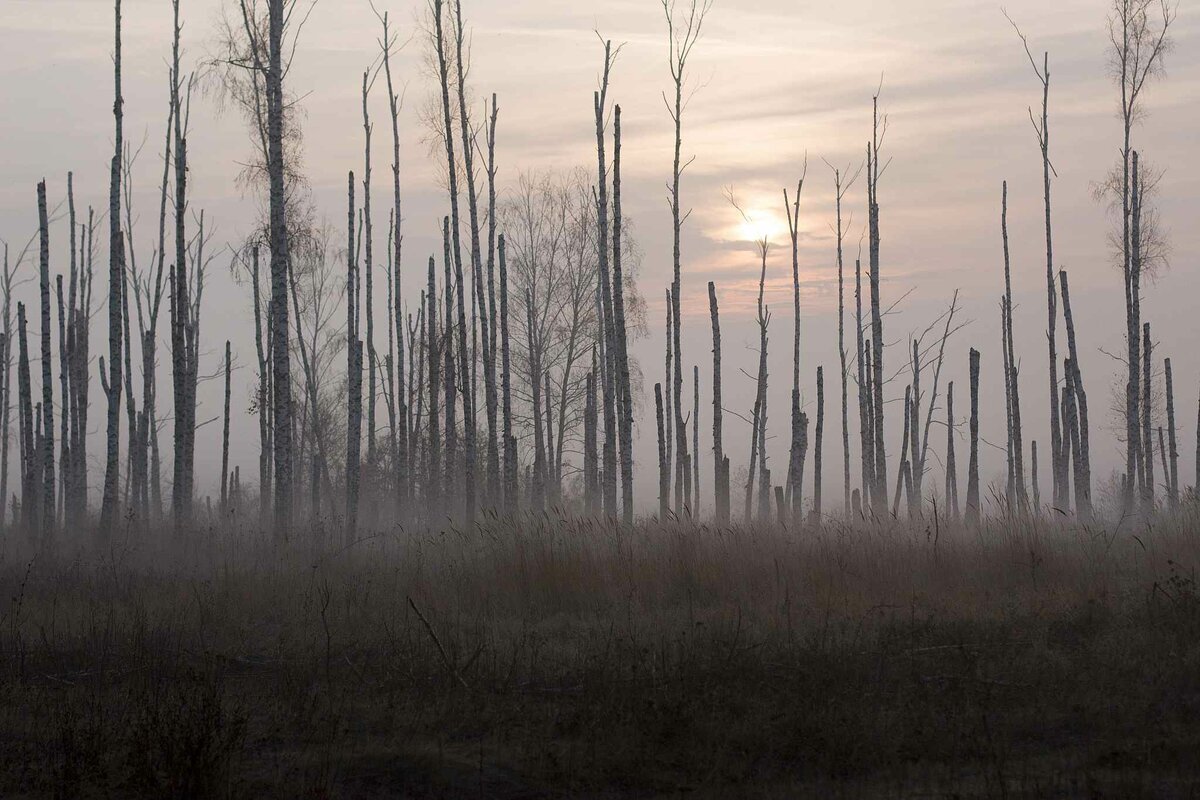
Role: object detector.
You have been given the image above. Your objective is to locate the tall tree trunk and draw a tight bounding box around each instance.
[362,73,377,483]
[499,235,516,513]
[1124,150,1142,513]
[450,0,485,519]
[584,350,597,515]
[1058,270,1090,518]
[346,173,362,539]
[527,290,545,512]
[484,96,500,509]
[17,304,36,535]
[267,0,295,534]
[379,11,408,516]
[855,258,872,512]
[834,170,851,515]
[945,381,959,521]
[36,183,55,538]
[785,178,804,522]
[612,104,634,524]
[99,0,123,535]
[656,382,668,519]
[1165,357,1178,511]
[442,221,460,512]
[1000,182,1026,508]
[693,364,700,518]
[814,365,824,519]
[708,282,727,523]
[592,51,618,518]
[867,98,887,516]
[664,289,673,494]
[1142,321,1154,510]
[426,255,441,517]
[221,340,231,515]
[431,0,472,522]
[966,348,981,528]
[251,246,270,524]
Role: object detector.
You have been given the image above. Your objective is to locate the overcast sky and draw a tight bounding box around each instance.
[1,0,1197,513]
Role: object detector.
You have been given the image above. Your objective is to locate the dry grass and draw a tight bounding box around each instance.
[2,508,1200,798]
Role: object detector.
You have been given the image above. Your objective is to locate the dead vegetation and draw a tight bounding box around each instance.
[2,509,1199,798]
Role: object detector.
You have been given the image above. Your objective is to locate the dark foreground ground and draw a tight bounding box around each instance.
[1,513,1199,798]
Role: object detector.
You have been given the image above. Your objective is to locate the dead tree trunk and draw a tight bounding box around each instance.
[221,340,231,515]
[251,246,270,524]
[708,281,727,522]
[1,247,14,526]
[612,104,634,524]
[831,166,853,515]
[592,42,619,519]
[693,364,700,518]
[1142,321,1154,510]
[584,349,597,514]
[267,0,295,533]
[426,255,441,517]
[442,218,459,512]
[664,289,673,493]
[431,0,472,522]
[855,258,872,511]
[99,0,123,535]
[17,304,36,535]
[656,382,668,519]
[346,173,362,539]
[378,10,408,515]
[663,0,707,519]
[1165,357,1178,511]
[1058,270,1090,518]
[450,0,486,519]
[361,72,377,486]
[1000,182,1026,508]
[36,182,56,537]
[784,177,805,521]
[966,348,981,528]
[484,96,500,509]
[814,365,824,518]
[499,235,516,513]
[867,95,887,516]
[527,290,545,512]
[945,381,959,521]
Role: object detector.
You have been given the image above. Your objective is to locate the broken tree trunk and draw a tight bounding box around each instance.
[1058,270,1090,518]
[966,348,981,528]
[1165,357,1178,511]
[708,281,727,523]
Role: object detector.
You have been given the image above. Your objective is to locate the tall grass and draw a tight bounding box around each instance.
[2,510,1199,797]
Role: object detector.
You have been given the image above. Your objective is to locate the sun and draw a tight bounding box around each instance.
[735,207,786,244]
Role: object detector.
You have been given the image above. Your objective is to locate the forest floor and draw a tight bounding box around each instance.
[1,508,1199,798]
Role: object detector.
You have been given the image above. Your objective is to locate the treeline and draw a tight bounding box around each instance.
[0,0,1187,544]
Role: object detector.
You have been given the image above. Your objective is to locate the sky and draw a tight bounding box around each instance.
[0,0,1197,514]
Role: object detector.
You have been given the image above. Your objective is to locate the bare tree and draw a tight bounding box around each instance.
[1007,12,1065,512]
[1165,356,1178,510]
[1000,182,1026,508]
[1101,0,1174,514]
[98,1,125,535]
[783,168,806,521]
[1059,269,1091,517]
[36,183,55,537]
[708,281,728,522]
[661,0,711,516]
[867,94,888,515]
[593,39,619,518]
[825,160,861,515]
[612,104,635,523]
[966,348,981,527]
